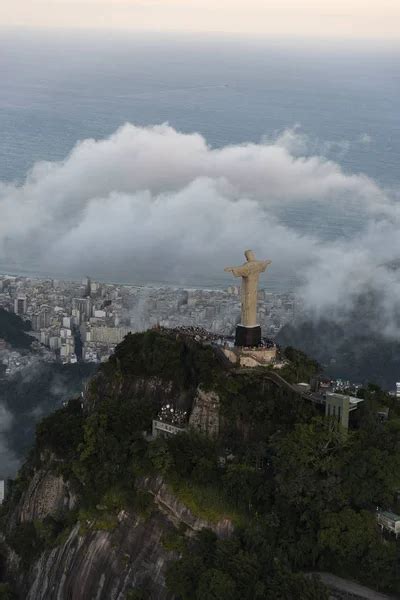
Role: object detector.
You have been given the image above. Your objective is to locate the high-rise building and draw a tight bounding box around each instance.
[63,316,72,329]
[84,276,92,298]
[90,281,99,295]
[73,297,92,323]
[31,313,40,331]
[14,295,27,315]
[396,383,400,399]
[39,305,51,329]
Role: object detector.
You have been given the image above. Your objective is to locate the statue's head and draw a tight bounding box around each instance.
[245,249,256,262]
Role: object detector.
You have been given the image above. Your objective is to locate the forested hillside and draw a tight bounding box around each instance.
[0,309,32,349]
[1,330,400,599]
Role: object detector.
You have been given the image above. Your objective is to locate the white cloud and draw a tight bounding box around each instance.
[1,123,400,336]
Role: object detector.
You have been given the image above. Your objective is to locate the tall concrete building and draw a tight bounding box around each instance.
[14,296,27,315]
[31,309,51,331]
[0,480,5,505]
[39,305,51,329]
[73,297,92,324]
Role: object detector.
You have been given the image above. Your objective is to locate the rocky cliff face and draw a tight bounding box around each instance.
[141,476,233,539]
[14,462,77,526]
[5,467,232,600]
[25,510,174,600]
[189,388,220,438]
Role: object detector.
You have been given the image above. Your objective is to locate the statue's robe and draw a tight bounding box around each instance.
[229,260,270,327]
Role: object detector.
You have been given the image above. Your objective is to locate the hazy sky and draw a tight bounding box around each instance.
[1,0,400,38]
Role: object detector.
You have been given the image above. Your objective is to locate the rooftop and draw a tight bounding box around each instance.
[378,510,400,522]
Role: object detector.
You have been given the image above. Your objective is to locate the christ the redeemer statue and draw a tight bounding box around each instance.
[225,250,271,347]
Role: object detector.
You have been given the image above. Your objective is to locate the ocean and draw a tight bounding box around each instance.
[0,29,399,287]
[1,30,399,185]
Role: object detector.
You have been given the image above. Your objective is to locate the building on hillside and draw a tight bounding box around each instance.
[152,420,187,439]
[324,392,364,429]
[377,510,400,537]
[0,480,5,504]
[310,376,332,393]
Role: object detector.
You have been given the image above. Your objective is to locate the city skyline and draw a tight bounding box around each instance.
[0,272,296,369]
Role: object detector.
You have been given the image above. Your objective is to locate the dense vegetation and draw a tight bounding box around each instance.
[275,346,322,384]
[2,330,400,598]
[0,309,32,349]
[166,529,329,600]
[163,412,400,596]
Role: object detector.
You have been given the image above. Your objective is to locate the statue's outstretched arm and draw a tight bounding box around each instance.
[261,260,272,271]
[225,265,249,277]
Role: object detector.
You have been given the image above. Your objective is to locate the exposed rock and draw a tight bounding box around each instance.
[189,387,220,438]
[7,470,232,599]
[25,511,176,600]
[141,475,234,539]
[15,467,77,525]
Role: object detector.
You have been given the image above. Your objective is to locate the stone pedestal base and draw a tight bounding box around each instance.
[235,325,261,348]
[222,344,277,368]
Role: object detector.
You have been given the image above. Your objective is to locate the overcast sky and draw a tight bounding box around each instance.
[1,0,400,38]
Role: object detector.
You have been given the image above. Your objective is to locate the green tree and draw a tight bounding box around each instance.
[126,586,150,600]
[0,583,16,600]
[222,463,265,512]
[166,554,208,600]
[36,398,84,461]
[196,569,237,600]
[6,522,44,568]
[215,537,260,600]
[167,432,218,483]
[0,308,32,349]
[318,509,377,569]
[148,438,173,475]
[279,347,321,383]
[318,508,398,590]
[272,418,345,514]
[75,395,153,495]
[266,571,329,600]
[342,420,400,508]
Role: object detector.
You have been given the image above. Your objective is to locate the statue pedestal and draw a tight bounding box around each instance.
[235,325,262,348]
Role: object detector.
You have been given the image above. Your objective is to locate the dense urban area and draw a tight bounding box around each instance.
[0,273,297,372]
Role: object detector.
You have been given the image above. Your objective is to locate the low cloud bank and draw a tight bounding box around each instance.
[1,123,400,337]
[0,361,96,478]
